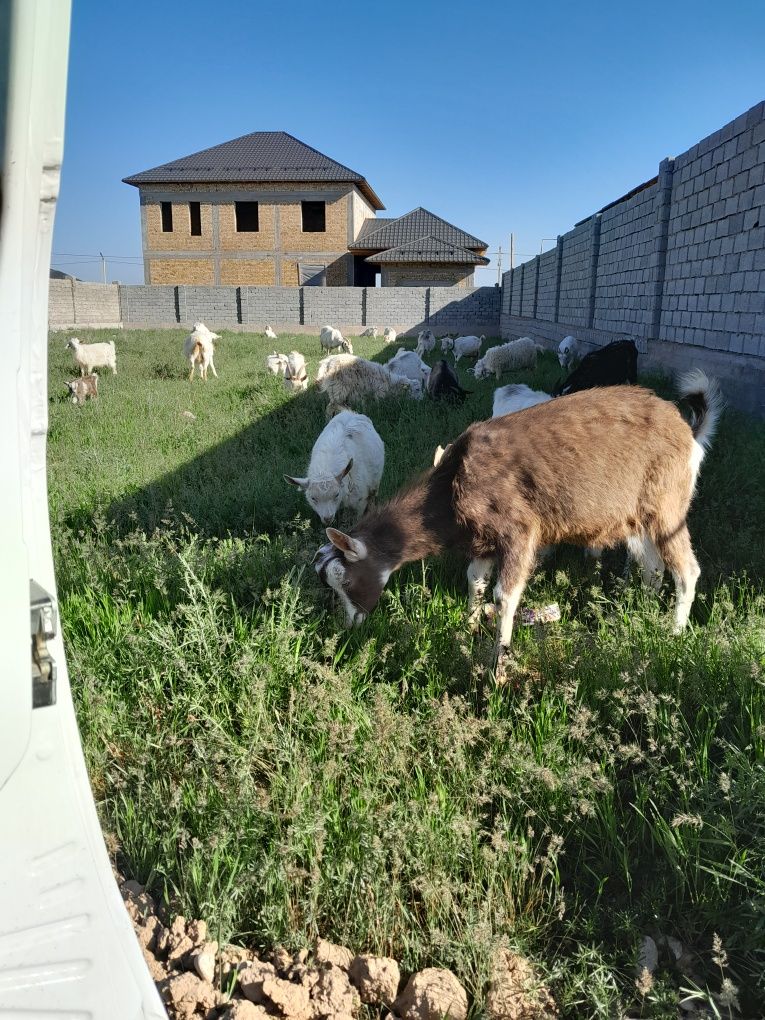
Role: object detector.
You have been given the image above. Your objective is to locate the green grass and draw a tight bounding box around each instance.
[50,328,765,1018]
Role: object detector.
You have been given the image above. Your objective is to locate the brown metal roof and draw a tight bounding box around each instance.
[123,131,384,209]
[350,207,487,252]
[366,235,490,265]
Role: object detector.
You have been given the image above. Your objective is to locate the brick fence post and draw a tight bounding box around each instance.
[554,235,563,323]
[532,256,540,318]
[650,157,674,340]
[587,215,601,329]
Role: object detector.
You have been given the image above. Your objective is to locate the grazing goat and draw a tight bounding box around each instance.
[314,372,721,684]
[558,335,580,369]
[416,329,436,355]
[316,353,417,418]
[284,351,308,392]
[553,339,637,396]
[265,325,277,340]
[183,327,219,382]
[266,351,289,375]
[66,373,99,405]
[320,325,353,355]
[285,411,384,525]
[426,359,471,403]
[387,348,431,393]
[473,336,540,380]
[65,337,117,376]
[360,327,378,338]
[492,383,552,417]
[383,327,397,344]
[451,335,485,363]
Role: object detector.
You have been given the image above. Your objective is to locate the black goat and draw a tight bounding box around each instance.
[553,339,638,396]
[427,359,471,403]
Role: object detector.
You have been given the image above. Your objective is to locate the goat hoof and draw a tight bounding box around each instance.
[493,648,518,688]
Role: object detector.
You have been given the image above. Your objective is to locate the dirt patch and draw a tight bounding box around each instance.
[118,873,554,1020]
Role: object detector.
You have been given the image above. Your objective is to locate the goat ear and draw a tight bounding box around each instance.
[326,528,366,562]
[284,474,308,490]
[335,458,353,484]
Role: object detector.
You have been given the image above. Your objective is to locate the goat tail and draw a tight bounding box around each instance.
[192,339,204,359]
[677,368,723,451]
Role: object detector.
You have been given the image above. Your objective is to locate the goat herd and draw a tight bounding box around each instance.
[59,323,722,684]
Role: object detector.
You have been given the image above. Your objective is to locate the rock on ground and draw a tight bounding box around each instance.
[349,954,400,1006]
[314,938,354,971]
[395,967,468,1020]
[486,949,557,1020]
[309,964,360,1018]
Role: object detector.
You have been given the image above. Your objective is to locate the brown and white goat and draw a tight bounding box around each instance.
[315,371,721,683]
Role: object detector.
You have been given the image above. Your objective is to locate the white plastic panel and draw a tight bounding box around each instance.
[0,2,166,1016]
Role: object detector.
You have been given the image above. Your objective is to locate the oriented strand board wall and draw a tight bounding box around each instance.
[381,264,474,287]
[220,259,275,285]
[148,259,214,285]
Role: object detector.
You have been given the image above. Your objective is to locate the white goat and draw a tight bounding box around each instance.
[284,410,385,525]
[558,335,580,369]
[383,327,397,344]
[65,337,117,376]
[416,329,436,355]
[284,351,308,392]
[387,348,431,394]
[320,325,353,355]
[440,335,456,352]
[265,325,277,340]
[183,328,219,382]
[452,335,485,363]
[266,351,289,376]
[473,336,540,380]
[316,353,416,417]
[492,383,552,417]
[360,327,378,338]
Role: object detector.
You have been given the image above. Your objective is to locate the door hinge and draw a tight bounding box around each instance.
[30,580,57,707]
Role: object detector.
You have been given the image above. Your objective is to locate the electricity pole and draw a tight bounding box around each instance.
[99,251,107,284]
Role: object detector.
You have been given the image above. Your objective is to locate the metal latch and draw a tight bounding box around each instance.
[30,580,57,708]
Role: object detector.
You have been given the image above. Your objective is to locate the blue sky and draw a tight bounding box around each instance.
[53,0,765,285]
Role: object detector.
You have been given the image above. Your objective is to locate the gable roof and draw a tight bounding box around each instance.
[349,207,487,252]
[353,217,396,244]
[123,131,384,209]
[365,235,490,265]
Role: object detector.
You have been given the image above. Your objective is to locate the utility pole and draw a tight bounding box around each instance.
[496,245,502,286]
[99,251,107,284]
[509,233,514,270]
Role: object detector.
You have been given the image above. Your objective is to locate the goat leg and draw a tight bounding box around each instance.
[467,557,494,632]
[492,539,536,685]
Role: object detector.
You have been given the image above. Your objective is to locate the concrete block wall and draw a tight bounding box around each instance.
[498,101,765,414]
[49,281,500,337]
[178,286,239,326]
[521,258,538,317]
[428,285,501,335]
[49,279,121,327]
[49,280,75,326]
[557,218,599,328]
[303,286,364,326]
[119,285,178,325]
[365,287,428,331]
[536,247,559,322]
[660,102,765,357]
[593,179,661,336]
[510,264,523,315]
[241,287,301,327]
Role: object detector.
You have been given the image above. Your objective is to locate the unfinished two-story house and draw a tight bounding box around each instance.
[123,131,489,287]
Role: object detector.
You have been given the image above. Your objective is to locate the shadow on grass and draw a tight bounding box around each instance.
[101,344,765,601]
